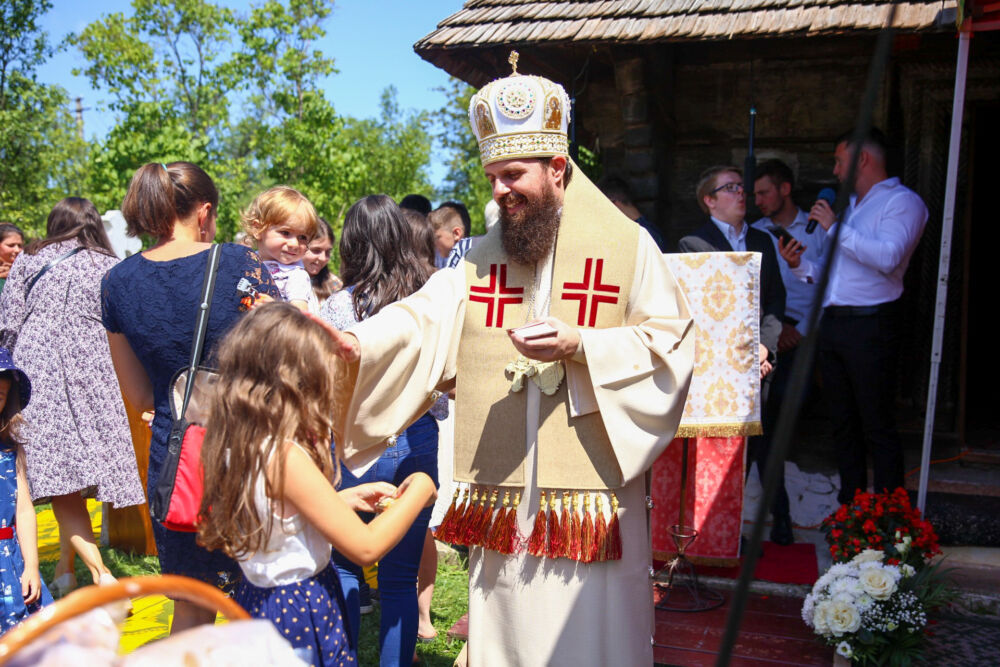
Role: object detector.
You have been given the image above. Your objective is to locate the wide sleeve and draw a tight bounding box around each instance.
[336,268,466,474]
[0,254,31,349]
[566,233,695,483]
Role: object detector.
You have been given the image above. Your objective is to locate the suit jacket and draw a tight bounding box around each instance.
[677,221,786,359]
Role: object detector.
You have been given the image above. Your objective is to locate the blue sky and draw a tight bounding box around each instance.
[37,0,467,187]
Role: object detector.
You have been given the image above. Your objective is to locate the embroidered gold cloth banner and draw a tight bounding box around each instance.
[665,252,762,438]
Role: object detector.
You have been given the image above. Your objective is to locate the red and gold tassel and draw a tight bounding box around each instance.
[568,491,582,561]
[546,492,564,558]
[606,492,622,560]
[505,491,523,554]
[454,488,479,547]
[436,487,463,543]
[527,491,548,557]
[581,492,596,563]
[486,490,513,553]
[466,488,490,546]
[593,494,609,562]
[471,488,498,546]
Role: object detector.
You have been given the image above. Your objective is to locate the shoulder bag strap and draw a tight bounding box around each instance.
[24,246,86,299]
[178,244,222,420]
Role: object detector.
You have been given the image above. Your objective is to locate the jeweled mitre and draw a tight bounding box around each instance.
[468,51,572,166]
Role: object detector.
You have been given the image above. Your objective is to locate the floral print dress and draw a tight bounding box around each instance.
[0,242,143,506]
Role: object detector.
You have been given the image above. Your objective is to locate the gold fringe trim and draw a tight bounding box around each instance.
[675,421,762,438]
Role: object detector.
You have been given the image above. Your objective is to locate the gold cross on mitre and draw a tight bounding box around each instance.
[508,50,519,75]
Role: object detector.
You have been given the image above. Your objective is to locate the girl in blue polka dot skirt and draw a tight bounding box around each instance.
[198,304,437,666]
[0,348,53,634]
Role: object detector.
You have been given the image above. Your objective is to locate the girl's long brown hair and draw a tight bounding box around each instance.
[197,303,346,559]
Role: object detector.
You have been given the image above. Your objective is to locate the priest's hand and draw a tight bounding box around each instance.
[306,313,360,363]
[340,482,398,513]
[508,316,581,362]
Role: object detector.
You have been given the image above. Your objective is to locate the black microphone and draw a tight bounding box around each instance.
[806,188,837,234]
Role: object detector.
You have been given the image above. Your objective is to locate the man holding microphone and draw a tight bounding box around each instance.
[779,128,927,505]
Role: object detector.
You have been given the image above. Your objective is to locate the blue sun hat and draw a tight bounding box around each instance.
[0,347,31,409]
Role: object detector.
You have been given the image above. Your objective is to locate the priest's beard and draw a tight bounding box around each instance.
[498,184,562,266]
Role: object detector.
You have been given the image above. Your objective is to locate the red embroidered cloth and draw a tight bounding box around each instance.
[651,436,745,566]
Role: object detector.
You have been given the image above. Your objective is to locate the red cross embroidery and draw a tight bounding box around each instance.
[561,258,621,327]
[469,264,524,328]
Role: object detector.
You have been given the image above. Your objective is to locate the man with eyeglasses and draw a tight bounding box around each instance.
[679,166,786,376]
[679,166,789,548]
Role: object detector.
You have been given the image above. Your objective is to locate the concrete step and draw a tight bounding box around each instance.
[904,457,1000,498]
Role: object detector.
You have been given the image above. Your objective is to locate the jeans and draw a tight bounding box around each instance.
[333,413,439,667]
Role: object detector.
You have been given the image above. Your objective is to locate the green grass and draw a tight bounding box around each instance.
[359,559,469,667]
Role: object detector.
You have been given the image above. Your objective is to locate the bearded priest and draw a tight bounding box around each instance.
[324,52,695,666]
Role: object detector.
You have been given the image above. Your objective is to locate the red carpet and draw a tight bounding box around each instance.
[655,541,819,586]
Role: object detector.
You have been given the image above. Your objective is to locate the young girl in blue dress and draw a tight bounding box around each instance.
[0,348,52,634]
[197,303,436,666]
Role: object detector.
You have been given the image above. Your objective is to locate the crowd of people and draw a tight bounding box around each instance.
[0,56,928,667]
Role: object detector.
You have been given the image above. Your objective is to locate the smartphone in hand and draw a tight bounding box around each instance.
[767,225,795,247]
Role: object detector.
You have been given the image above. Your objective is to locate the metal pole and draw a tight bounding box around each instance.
[744,106,757,192]
[75,97,84,140]
[917,23,971,512]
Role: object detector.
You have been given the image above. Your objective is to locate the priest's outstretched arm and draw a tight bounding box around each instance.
[324,268,466,474]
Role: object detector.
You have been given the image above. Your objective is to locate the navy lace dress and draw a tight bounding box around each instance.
[101,244,278,586]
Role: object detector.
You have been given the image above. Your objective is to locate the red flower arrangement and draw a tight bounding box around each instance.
[821,487,941,569]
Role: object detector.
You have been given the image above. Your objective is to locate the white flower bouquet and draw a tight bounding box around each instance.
[803,549,950,665]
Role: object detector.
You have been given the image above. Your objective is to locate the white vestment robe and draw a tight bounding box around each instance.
[343,232,693,666]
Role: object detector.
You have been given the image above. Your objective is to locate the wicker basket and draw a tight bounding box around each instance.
[0,575,249,664]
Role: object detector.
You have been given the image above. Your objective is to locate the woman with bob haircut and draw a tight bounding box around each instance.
[101,161,279,634]
[0,197,144,597]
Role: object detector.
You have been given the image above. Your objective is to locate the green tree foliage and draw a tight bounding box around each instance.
[72,0,247,235]
[72,0,432,243]
[432,77,492,235]
[0,0,87,237]
[264,85,432,246]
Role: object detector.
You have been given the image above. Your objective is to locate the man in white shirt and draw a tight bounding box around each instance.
[780,129,928,504]
[750,159,827,544]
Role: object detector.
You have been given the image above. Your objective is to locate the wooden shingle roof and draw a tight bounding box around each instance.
[416,1,956,50]
[415,1,957,83]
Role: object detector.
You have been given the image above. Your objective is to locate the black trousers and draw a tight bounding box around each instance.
[748,360,789,519]
[819,302,904,504]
